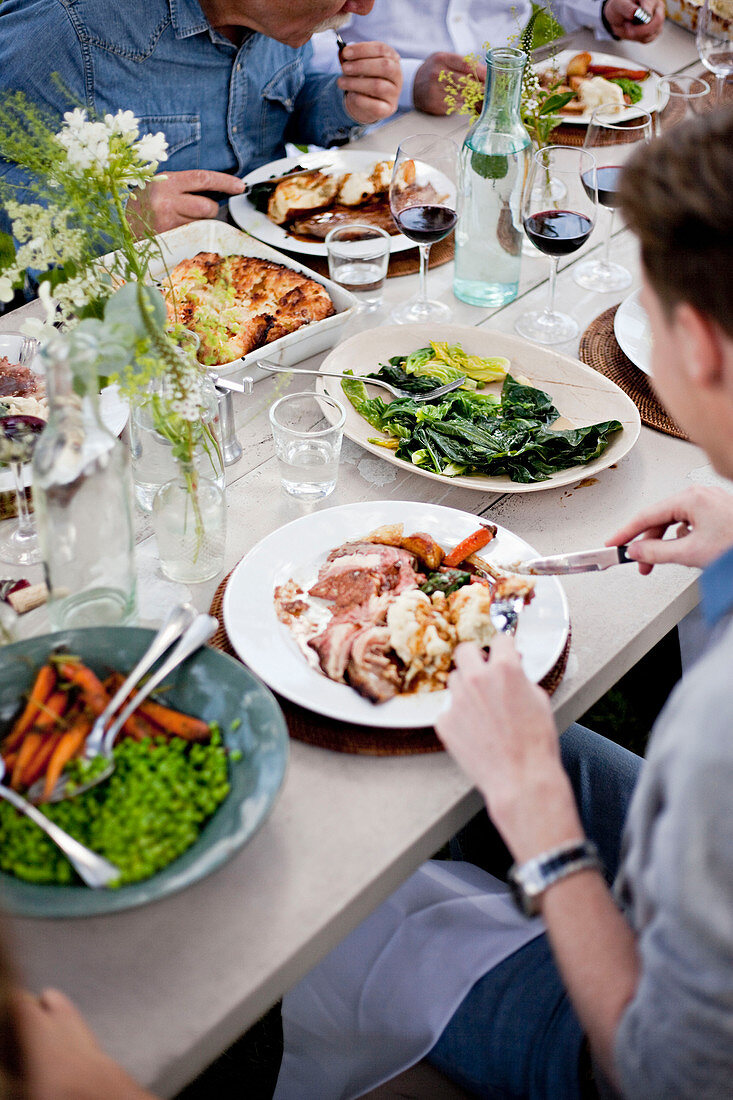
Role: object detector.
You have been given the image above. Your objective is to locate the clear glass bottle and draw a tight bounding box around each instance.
[32,345,137,628]
[453,47,532,308]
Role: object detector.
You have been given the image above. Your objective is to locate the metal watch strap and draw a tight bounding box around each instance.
[508,839,603,917]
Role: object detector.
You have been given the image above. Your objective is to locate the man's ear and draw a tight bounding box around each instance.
[673,302,725,388]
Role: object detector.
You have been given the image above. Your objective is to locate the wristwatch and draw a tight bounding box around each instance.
[508,839,603,917]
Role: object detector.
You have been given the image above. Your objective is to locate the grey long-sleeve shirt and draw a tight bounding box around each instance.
[613,550,733,1098]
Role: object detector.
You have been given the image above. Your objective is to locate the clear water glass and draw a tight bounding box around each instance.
[655,75,710,135]
[325,224,390,313]
[269,391,345,501]
[696,0,733,102]
[152,475,227,583]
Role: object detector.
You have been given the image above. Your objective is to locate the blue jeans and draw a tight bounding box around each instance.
[428,723,643,1099]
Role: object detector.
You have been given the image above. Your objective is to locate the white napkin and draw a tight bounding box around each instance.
[275,860,545,1100]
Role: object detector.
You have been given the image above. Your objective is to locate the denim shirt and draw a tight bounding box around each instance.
[0,0,358,209]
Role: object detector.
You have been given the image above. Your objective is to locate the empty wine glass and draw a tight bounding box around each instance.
[0,414,45,564]
[656,75,710,135]
[515,146,597,346]
[573,105,653,294]
[389,134,459,324]
[696,0,733,102]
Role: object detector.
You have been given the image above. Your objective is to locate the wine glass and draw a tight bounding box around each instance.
[515,146,597,346]
[697,0,733,103]
[655,75,710,135]
[0,414,45,565]
[573,106,653,294]
[389,134,459,324]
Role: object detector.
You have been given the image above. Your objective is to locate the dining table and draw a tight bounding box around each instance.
[1,18,729,1099]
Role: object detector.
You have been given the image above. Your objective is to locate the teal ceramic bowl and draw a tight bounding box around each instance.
[0,628,289,918]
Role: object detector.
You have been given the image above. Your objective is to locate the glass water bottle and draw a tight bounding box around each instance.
[454,47,532,308]
[32,345,137,629]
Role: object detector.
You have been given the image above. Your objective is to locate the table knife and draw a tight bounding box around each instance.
[511,545,633,575]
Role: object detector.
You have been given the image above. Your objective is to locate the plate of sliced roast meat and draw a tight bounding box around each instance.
[229,151,416,258]
[223,500,569,727]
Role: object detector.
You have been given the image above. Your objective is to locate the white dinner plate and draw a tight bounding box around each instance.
[535,50,665,125]
[223,500,570,729]
[614,288,652,376]
[0,332,128,492]
[316,324,641,494]
[229,150,413,257]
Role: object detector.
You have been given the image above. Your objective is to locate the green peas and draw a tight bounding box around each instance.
[0,736,230,887]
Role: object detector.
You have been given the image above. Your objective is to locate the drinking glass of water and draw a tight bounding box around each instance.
[269,392,345,501]
[325,224,390,313]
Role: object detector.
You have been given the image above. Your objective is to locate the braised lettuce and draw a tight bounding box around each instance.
[342,370,622,484]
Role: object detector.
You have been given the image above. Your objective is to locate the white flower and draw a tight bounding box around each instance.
[0,276,15,304]
[105,109,139,139]
[134,131,168,168]
[61,108,88,133]
[524,97,539,112]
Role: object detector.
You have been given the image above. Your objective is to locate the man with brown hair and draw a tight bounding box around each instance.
[274,108,733,1099]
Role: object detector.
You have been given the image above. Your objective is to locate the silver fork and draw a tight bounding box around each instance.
[488,593,525,636]
[0,757,120,887]
[252,360,468,403]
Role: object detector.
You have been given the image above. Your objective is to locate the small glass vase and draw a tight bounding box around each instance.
[152,471,226,584]
[130,371,224,513]
[32,345,137,629]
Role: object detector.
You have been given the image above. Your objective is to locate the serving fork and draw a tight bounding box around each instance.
[0,756,120,887]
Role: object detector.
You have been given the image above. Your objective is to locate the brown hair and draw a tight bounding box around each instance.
[618,106,733,337]
[0,922,25,1100]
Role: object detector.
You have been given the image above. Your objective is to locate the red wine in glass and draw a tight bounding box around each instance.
[581,165,622,209]
[0,414,45,566]
[524,210,593,257]
[393,204,458,245]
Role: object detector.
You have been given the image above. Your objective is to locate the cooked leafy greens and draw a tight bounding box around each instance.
[341,369,622,484]
[609,78,643,103]
[400,342,509,386]
[420,570,472,596]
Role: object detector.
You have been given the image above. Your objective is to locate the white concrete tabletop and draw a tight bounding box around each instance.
[2,22,721,1099]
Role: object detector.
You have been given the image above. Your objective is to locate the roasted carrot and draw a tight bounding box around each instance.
[104,673,172,741]
[587,64,649,80]
[3,664,56,752]
[20,732,62,789]
[443,526,497,568]
[10,691,68,789]
[58,662,109,716]
[134,697,210,741]
[41,720,92,803]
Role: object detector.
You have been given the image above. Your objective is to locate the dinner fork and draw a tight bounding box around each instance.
[254,360,468,403]
[488,593,525,636]
[0,757,120,887]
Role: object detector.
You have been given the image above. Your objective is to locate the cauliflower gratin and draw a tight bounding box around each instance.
[274,523,535,705]
[161,251,335,367]
[264,159,397,240]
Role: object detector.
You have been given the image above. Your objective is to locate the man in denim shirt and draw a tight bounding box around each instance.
[0,0,402,233]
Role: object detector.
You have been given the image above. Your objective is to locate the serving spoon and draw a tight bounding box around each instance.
[0,757,121,887]
[216,360,468,404]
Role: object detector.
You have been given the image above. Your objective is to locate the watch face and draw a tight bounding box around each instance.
[508,866,539,917]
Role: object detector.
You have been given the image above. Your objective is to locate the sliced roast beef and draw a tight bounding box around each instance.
[308,621,361,682]
[346,625,403,704]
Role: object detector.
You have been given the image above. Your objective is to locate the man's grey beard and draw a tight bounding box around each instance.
[310,12,351,33]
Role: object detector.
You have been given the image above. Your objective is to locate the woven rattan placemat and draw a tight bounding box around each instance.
[283,232,454,281]
[209,570,571,756]
[578,304,688,440]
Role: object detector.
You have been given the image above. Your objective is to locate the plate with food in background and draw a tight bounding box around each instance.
[229,150,417,257]
[0,332,128,494]
[223,499,570,729]
[535,50,664,124]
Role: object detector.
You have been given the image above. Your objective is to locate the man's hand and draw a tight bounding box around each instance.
[413,51,486,116]
[607,486,733,575]
[602,0,665,42]
[14,987,156,1100]
[126,170,246,237]
[435,638,582,863]
[339,41,402,124]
